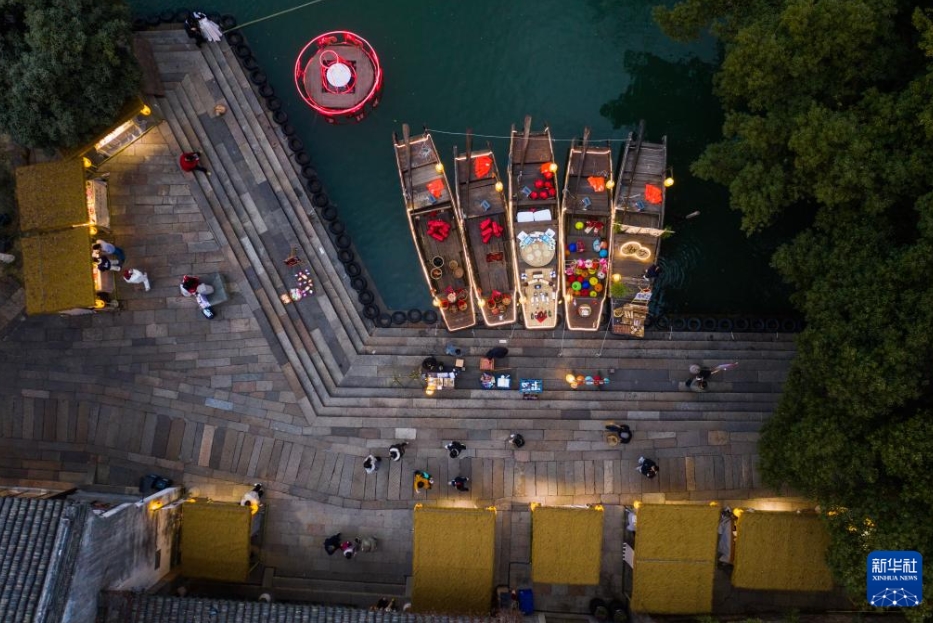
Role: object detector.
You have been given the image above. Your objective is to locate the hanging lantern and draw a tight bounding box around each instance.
[435,162,444,174]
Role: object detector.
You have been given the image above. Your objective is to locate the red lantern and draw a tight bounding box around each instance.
[548,188,556,197]
[534,179,544,189]
[544,180,554,190]
[544,171,554,180]
[530,191,539,199]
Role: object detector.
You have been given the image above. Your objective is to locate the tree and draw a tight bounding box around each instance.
[655,1,933,619]
[0,0,140,149]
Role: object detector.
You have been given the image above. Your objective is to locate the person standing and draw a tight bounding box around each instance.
[485,346,509,360]
[183,12,206,46]
[239,483,263,512]
[122,268,151,291]
[413,470,433,493]
[445,441,466,458]
[92,240,126,264]
[637,457,659,479]
[445,343,462,357]
[94,255,121,272]
[179,151,211,176]
[355,536,378,552]
[388,442,407,462]
[449,476,470,492]
[179,275,214,297]
[339,540,356,559]
[508,433,525,448]
[323,533,342,556]
[363,454,381,474]
[605,423,633,445]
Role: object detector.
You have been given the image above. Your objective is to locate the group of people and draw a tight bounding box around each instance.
[604,422,659,480]
[685,362,739,392]
[323,533,378,559]
[362,441,474,494]
[183,11,224,47]
[92,238,151,292]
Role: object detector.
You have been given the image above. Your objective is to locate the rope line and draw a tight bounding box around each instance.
[428,128,630,143]
[222,0,329,33]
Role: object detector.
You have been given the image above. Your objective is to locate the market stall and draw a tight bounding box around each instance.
[531,505,604,585]
[181,501,263,583]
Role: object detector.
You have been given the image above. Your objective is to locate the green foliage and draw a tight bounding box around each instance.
[0,0,140,149]
[609,280,629,299]
[658,1,933,619]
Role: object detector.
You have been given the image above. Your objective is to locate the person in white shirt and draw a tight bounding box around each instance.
[122,268,150,291]
[363,454,381,474]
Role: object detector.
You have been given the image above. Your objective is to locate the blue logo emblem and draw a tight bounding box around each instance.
[867,551,922,607]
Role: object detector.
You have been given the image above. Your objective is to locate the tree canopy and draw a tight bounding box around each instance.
[0,0,140,149]
[655,1,933,619]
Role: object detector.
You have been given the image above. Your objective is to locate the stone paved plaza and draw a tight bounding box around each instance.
[0,29,806,612]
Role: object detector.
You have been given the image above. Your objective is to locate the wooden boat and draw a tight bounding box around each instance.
[392,124,476,332]
[507,116,561,330]
[609,125,668,338]
[560,127,614,331]
[453,131,518,327]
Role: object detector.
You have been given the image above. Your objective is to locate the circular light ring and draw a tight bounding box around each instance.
[294,30,383,118]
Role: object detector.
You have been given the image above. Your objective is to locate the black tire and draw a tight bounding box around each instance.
[159,9,175,23]
[363,304,380,319]
[235,44,252,59]
[307,179,323,194]
[672,317,686,331]
[301,166,318,180]
[207,12,221,24]
[655,315,671,330]
[312,193,329,208]
[258,83,274,98]
[266,96,282,111]
[423,310,438,324]
[337,249,354,264]
[173,9,191,23]
[781,318,797,333]
[320,205,338,221]
[328,220,345,235]
[752,318,766,332]
[407,309,423,323]
[589,598,608,618]
[687,317,702,331]
[288,137,303,152]
[717,318,734,332]
[391,311,407,325]
[733,317,750,332]
[796,319,806,332]
[350,277,367,292]
[345,262,361,277]
[272,110,288,125]
[242,56,259,71]
[146,15,161,27]
[702,317,717,331]
[765,318,780,332]
[282,124,297,138]
[226,31,244,46]
[220,14,237,29]
[358,290,375,305]
[132,18,148,31]
[609,600,628,623]
[335,235,352,249]
[294,152,311,166]
[376,314,392,328]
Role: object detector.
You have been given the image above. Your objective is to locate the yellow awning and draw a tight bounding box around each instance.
[21,229,95,314]
[15,160,87,232]
[531,505,604,585]
[181,502,252,582]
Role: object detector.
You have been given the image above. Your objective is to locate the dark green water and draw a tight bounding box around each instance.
[129,0,793,314]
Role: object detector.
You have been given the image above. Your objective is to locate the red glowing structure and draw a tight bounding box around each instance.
[294,31,383,124]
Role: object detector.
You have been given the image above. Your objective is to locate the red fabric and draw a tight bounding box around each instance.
[587,176,606,192]
[473,156,492,179]
[645,184,663,204]
[426,179,444,199]
[426,219,450,241]
[179,152,200,172]
[539,162,553,175]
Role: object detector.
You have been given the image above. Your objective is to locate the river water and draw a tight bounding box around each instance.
[129,0,793,314]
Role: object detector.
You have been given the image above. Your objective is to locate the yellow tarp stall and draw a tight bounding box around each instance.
[631,504,719,615]
[15,160,88,232]
[412,506,496,614]
[21,229,95,315]
[732,512,834,591]
[181,502,251,583]
[531,505,604,585]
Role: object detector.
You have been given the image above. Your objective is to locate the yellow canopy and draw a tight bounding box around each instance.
[15,160,87,232]
[631,504,719,614]
[531,506,604,585]
[412,506,496,614]
[21,229,95,315]
[181,502,252,582]
[732,512,834,591]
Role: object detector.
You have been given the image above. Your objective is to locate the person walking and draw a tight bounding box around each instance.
[355,536,378,552]
[239,483,263,512]
[179,151,211,176]
[413,470,433,493]
[445,441,467,458]
[363,454,381,474]
[92,240,126,264]
[340,540,356,559]
[388,442,407,462]
[637,457,659,479]
[508,433,525,448]
[449,476,470,492]
[689,364,712,381]
[122,268,151,291]
[179,275,214,297]
[485,346,509,360]
[323,533,342,555]
[605,423,633,445]
[445,343,462,357]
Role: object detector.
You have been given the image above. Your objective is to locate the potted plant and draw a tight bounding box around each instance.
[609,280,629,299]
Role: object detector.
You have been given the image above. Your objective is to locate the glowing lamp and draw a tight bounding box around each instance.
[432,298,440,307]
[519,296,526,305]
[477,297,486,307]
[570,382,579,389]
[633,500,642,509]
[548,162,558,173]
[140,105,152,116]
[733,508,745,517]
[605,179,615,190]
[612,273,621,283]
[565,373,576,384]
[88,226,98,236]
[664,176,674,187]
[494,180,504,193]
[82,157,92,169]
[434,162,444,174]
[94,299,106,309]
[424,386,436,396]
[148,500,163,511]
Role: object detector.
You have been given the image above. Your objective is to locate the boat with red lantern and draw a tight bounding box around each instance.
[392,124,476,332]
[507,116,561,330]
[453,131,518,327]
[294,31,382,124]
[610,124,669,338]
[560,128,615,331]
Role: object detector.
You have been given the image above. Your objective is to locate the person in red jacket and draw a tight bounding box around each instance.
[179,151,211,176]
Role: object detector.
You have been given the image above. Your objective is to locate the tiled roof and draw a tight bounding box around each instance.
[0,498,88,623]
[101,594,498,623]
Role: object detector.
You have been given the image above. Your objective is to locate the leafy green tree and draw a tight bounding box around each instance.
[0,0,140,149]
[655,1,933,619]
